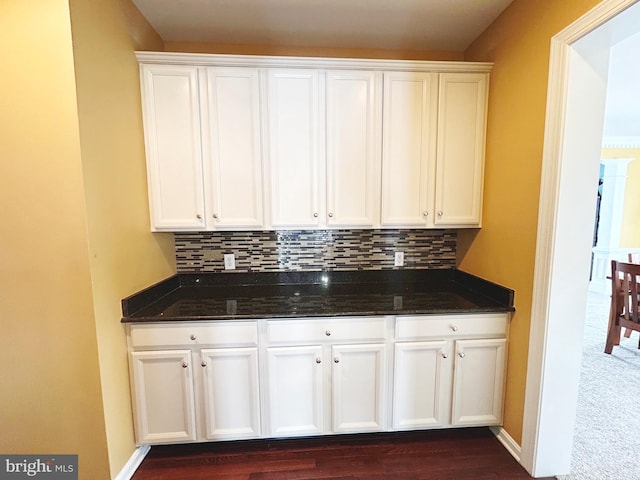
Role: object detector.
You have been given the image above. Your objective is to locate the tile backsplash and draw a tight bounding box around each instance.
[175,229,457,273]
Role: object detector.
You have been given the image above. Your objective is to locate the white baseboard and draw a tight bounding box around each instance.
[491,426,522,463]
[114,445,151,480]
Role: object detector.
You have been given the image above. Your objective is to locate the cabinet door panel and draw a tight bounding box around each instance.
[266,345,324,437]
[200,347,261,440]
[130,350,196,444]
[435,73,488,226]
[381,72,438,227]
[201,68,264,228]
[141,65,205,231]
[267,70,321,228]
[332,344,386,433]
[326,71,381,227]
[392,341,452,429]
[451,338,506,426]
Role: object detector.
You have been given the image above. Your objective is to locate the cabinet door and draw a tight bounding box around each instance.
[392,341,453,430]
[266,69,322,228]
[200,347,261,440]
[435,73,488,227]
[200,68,264,229]
[381,72,438,227]
[331,343,387,433]
[130,350,196,444]
[451,338,506,426]
[265,345,324,437]
[140,65,205,231]
[326,71,381,228]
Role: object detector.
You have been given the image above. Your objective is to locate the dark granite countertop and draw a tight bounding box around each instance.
[121,269,514,323]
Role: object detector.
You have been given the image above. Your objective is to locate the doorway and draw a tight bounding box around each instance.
[520,0,640,476]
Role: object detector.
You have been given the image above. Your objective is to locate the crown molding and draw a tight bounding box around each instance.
[135,51,493,73]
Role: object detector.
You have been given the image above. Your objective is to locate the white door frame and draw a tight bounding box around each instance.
[520,0,640,476]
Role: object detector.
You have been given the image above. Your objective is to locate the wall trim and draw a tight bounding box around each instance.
[114,445,150,480]
[491,426,521,462]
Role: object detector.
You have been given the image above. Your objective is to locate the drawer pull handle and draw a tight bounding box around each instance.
[450,325,459,332]
[182,362,189,368]
[334,357,340,364]
[458,352,465,358]
[313,212,319,218]
[315,358,322,364]
[438,211,443,217]
[196,214,202,219]
[441,353,448,359]
[190,334,197,341]
[201,361,207,367]
[325,330,331,337]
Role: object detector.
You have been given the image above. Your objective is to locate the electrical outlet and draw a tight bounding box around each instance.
[223,253,236,270]
[394,251,404,267]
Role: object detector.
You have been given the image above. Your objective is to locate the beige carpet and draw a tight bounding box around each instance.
[556,290,640,480]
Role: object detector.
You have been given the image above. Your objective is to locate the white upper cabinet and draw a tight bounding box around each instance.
[200,67,264,229]
[326,70,382,228]
[137,54,491,231]
[140,64,264,231]
[265,69,322,228]
[435,73,489,227]
[381,72,438,227]
[141,65,205,231]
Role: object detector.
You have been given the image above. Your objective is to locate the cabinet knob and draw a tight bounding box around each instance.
[441,353,448,359]
[196,214,202,219]
[450,325,459,332]
[438,211,443,217]
[333,357,340,363]
[212,213,219,219]
[423,211,429,217]
[182,362,189,368]
[328,212,334,218]
[315,357,322,364]
[458,352,465,358]
[313,212,319,218]
[325,330,331,337]
[190,334,197,341]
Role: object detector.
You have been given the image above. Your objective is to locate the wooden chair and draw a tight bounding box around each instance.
[605,260,640,354]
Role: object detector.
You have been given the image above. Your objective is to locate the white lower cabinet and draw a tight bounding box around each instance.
[392,340,452,430]
[127,322,261,445]
[392,313,508,430]
[127,312,508,445]
[264,317,389,437]
[451,338,507,426]
[199,347,261,440]
[130,349,197,444]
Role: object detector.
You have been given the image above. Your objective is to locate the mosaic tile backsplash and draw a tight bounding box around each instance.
[175,229,457,273]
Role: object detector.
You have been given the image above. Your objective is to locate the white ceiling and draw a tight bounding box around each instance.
[131,0,516,52]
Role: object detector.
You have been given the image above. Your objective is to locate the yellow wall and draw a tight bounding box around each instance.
[68,0,175,476]
[461,0,601,444]
[0,1,110,478]
[165,41,464,61]
[601,147,640,247]
[0,0,174,478]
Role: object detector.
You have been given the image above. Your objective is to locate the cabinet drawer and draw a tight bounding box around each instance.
[267,317,387,345]
[129,321,258,348]
[395,313,508,340]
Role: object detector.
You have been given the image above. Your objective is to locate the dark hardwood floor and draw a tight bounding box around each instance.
[132,428,552,480]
